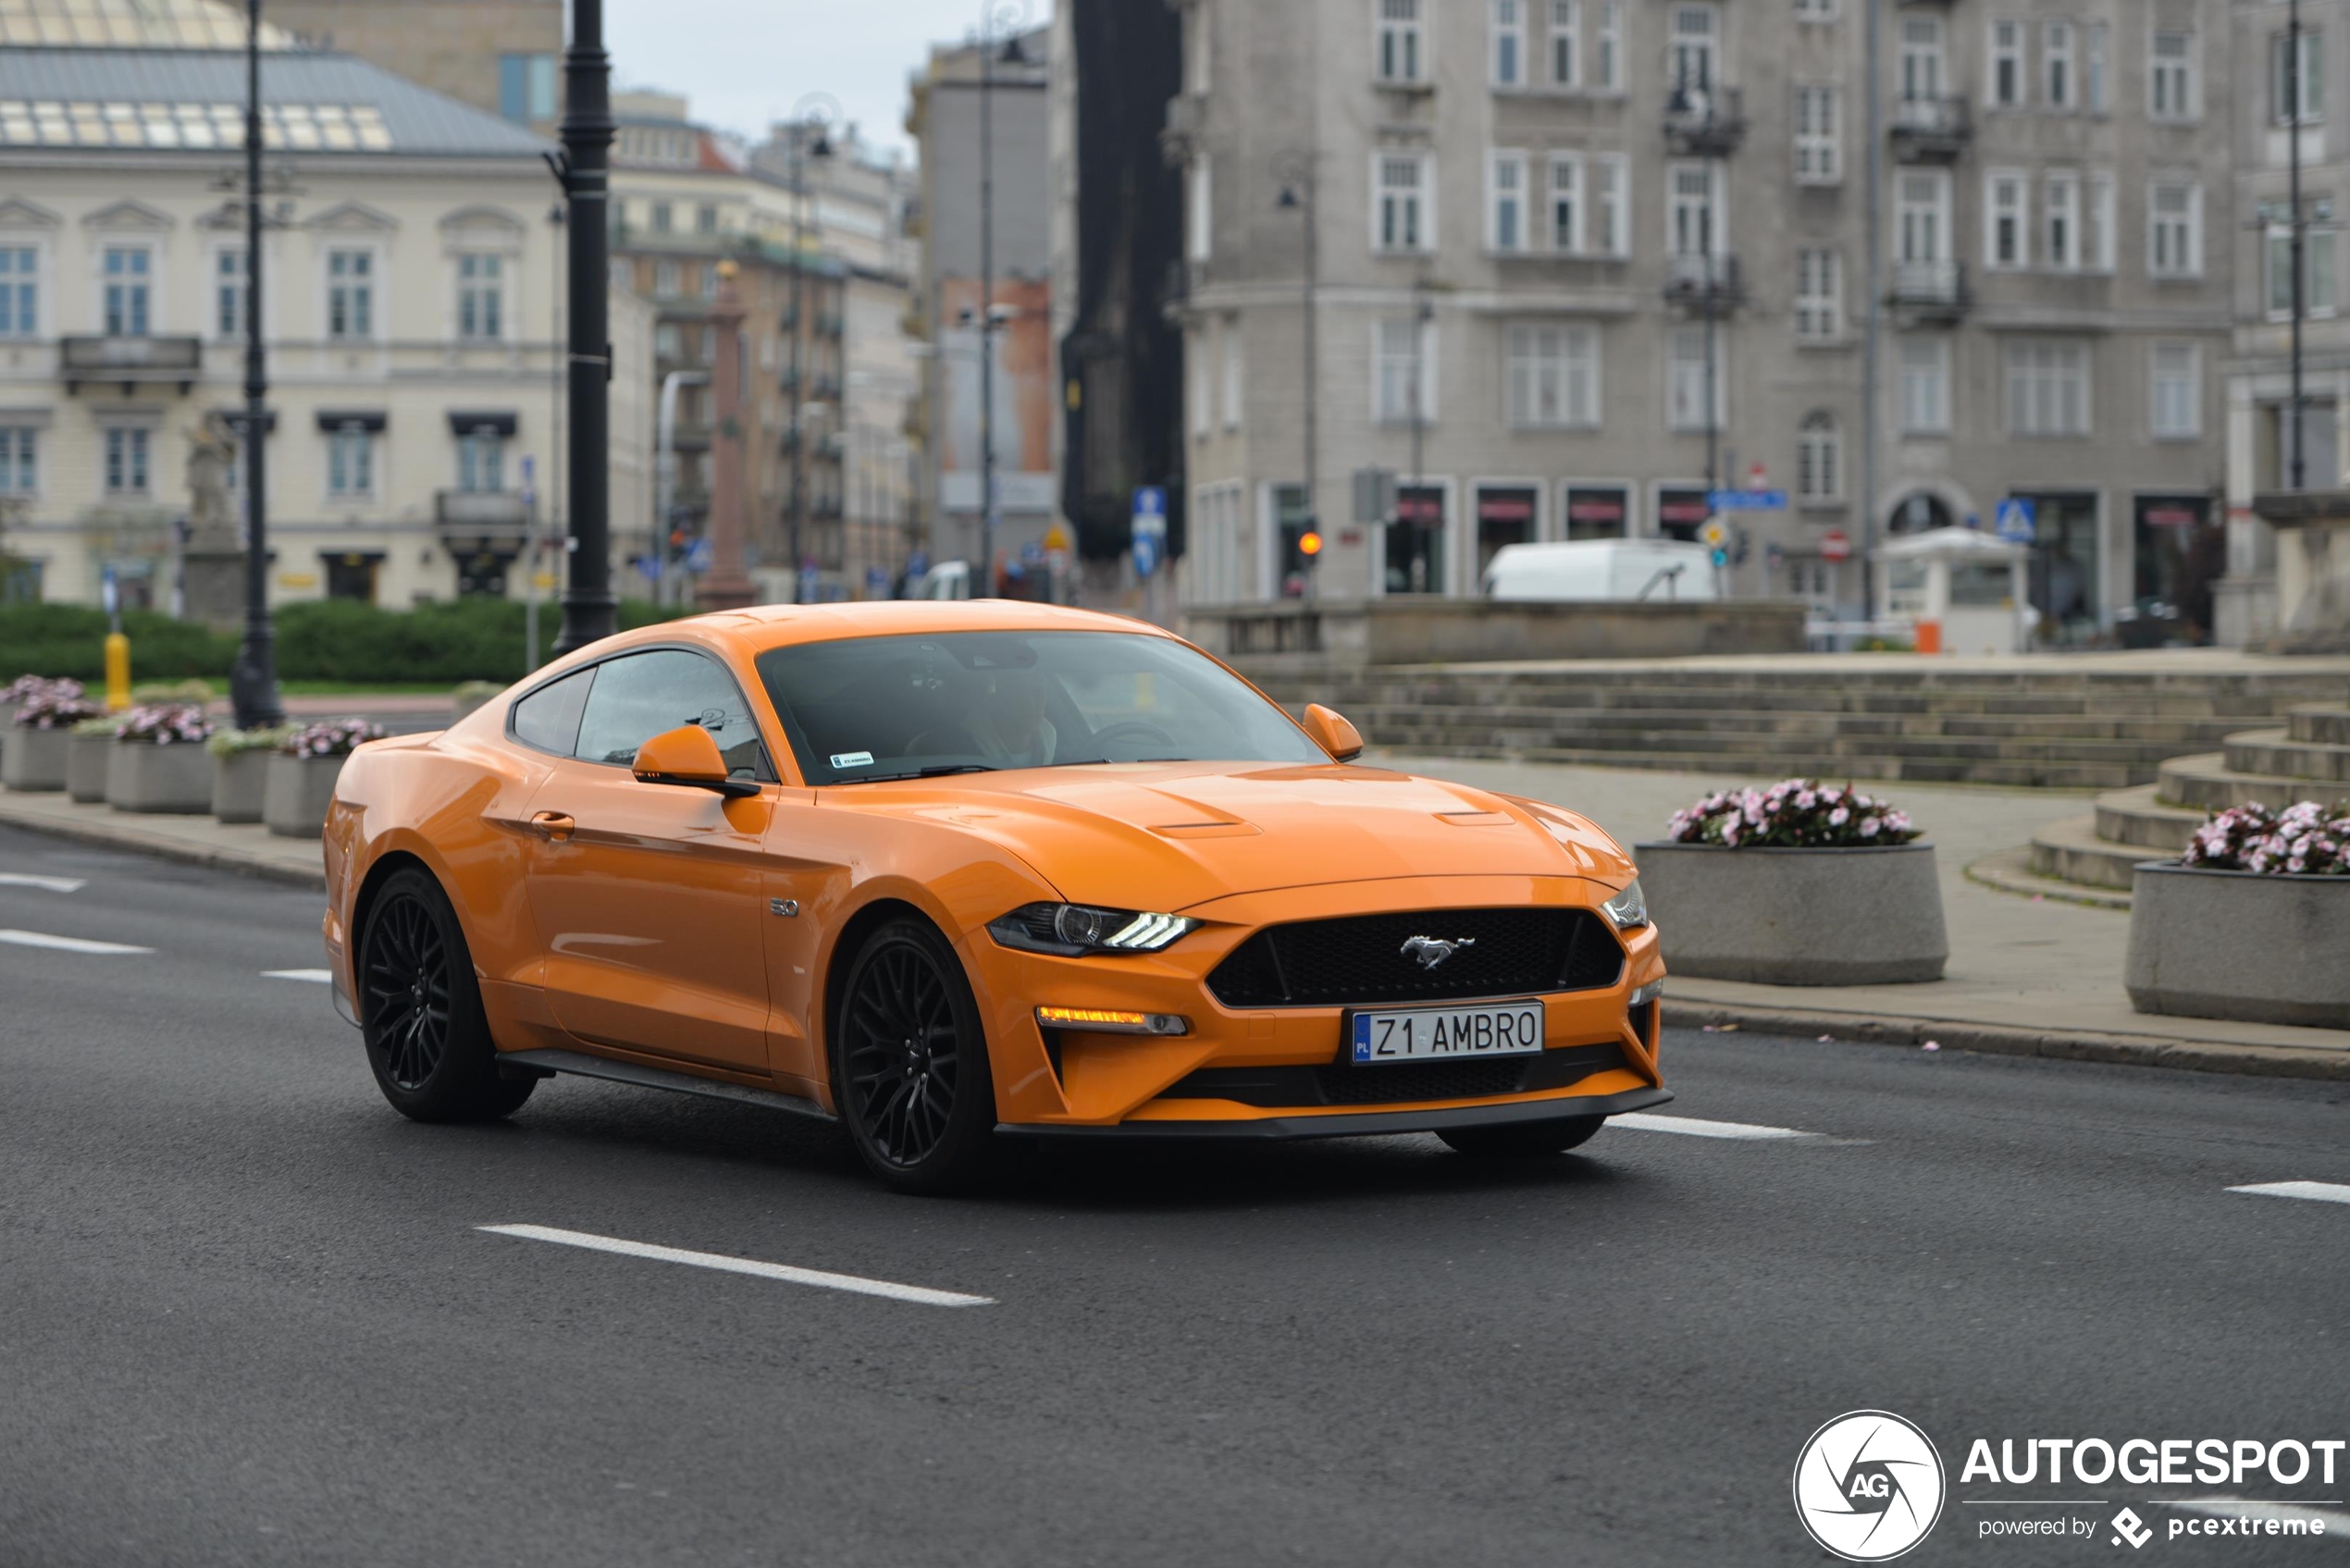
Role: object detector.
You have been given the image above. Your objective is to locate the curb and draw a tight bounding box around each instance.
[0,799,326,892]
[1662,1001,2350,1083]
[1962,846,2132,910]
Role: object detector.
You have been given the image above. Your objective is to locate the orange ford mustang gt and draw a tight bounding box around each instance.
[322,601,1669,1191]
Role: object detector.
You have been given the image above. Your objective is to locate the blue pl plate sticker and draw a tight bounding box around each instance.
[830,751,875,770]
[1353,1014,1372,1062]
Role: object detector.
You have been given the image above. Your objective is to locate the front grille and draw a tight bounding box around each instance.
[1206,908,1624,1008]
[1163,1042,1628,1110]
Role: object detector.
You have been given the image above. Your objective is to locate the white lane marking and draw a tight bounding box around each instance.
[2229,1180,2350,1207]
[0,872,85,894]
[0,928,152,956]
[477,1224,996,1308]
[1612,1112,1819,1142]
[263,969,333,983]
[2160,1498,2350,1535]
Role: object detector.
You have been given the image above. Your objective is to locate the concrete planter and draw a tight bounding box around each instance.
[264,751,344,839]
[67,732,115,803]
[2,721,70,792]
[105,741,214,814]
[212,750,271,823]
[2125,863,2350,1028]
[1632,841,1950,985]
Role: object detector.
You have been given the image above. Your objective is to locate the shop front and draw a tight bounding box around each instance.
[2128,493,2223,648]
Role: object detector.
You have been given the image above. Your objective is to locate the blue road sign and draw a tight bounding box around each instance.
[907,549,930,578]
[1708,489,1788,512]
[1995,497,2037,544]
[1132,486,1169,579]
[865,566,889,597]
[1020,539,1046,566]
[685,537,713,574]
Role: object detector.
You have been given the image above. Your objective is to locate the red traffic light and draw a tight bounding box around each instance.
[1298,530,1325,558]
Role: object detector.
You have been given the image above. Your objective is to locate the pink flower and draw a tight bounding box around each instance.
[1860,818,1882,838]
[1828,807,1849,826]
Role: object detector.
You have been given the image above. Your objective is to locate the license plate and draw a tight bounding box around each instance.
[1348,1001,1547,1064]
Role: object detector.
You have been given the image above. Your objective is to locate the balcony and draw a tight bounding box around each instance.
[434,488,530,550]
[60,335,202,395]
[1889,95,1972,162]
[1663,253,1744,315]
[1663,85,1744,157]
[1888,259,1969,322]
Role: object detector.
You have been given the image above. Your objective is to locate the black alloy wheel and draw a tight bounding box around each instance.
[358,867,536,1123]
[833,918,1001,1193]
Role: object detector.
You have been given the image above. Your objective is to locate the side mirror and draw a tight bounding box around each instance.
[631,724,760,798]
[1301,703,1364,762]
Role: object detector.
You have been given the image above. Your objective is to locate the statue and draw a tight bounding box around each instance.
[180,412,249,630]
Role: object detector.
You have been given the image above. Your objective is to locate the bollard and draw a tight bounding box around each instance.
[105,631,131,711]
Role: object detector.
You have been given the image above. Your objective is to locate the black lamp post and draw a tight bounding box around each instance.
[785,93,840,602]
[228,0,283,730]
[975,1,1033,599]
[551,0,616,655]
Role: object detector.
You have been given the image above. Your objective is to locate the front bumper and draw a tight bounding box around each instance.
[1002,1084,1673,1141]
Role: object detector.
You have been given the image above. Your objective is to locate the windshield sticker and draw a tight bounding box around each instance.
[830,751,876,770]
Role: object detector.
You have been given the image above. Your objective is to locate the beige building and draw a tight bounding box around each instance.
[264,0,565,137]
[1170,0,2235,645]
[0,24,649,610]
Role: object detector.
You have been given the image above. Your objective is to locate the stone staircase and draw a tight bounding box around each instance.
[2027,704,2350,891]
[1243,661,2350,790]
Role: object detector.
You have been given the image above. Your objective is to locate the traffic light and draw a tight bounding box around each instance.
[1299,530,1325,559]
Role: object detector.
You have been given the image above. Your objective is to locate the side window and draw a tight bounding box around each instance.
[571,648,767,778]
[510,667,594,757]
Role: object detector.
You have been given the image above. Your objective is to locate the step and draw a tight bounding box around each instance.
[2093,784,2206,852]
[2220,729,2350,785]
[2028,815,2155,890]
[2289,704,2350,745]
[2155,753,2329,811]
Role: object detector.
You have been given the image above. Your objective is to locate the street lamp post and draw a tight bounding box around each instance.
[1275,153,1320,592]
[228,0,283,730]
[785,94,840,603]
[551,0,615,656]
[976,1,1033,599]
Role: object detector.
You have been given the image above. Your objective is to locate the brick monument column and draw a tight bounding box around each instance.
[697,260,758,611]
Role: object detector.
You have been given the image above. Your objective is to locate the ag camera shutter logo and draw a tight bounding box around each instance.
[1793,1410,1948,1562]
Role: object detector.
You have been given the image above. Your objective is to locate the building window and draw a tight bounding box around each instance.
[654,322,681,359]
[1188,4,1213,93]
[2148,182,2201,278]
[1377,0,1426,83]
[1796,411,1841,501]
[1589,154,1628,255]
[1549,154,1581,251]
[1549,0,1577,86]
[1221,316,1243,428]
[328,249,373,340]
[2084,171,2115,273]
[654,260,679,298]
[327,426,374,498]
[1374,316,1436,426]
[1897,170,1950,265]
[0,247,36,339]
[1987,170,2028,268]
[2084,21,2109,114]
[1899,336,1950,435]
[0,426,36,494]
[1989,19,2023,107]
[1189,330,1211,438]
[2007,340,2092,437]
[1593,0,1621,89]
[458,430,506,492]
[1189,154,1213,262]
[498,53,556,123]
[696,204,719,237]
[102,245,150,337]
[699,265,718,301]
[1493,0,1526,87]
[1489,150,1528,251]
[651,201,674,235]
[2044,170,2079,271]
[1794,86,1840,184]
[1795,0,1834,19]
[1669,4,1718,92]
[2150,344,2200,439]
[458,254,503,341]
[1899,17,1945,102]
[2044,21,2074,110]
[1504,322,1601,428]
[2267,227,2339,318]
[214,249,246,339]
[103,426,150,494]
[2275,29,2324,125]
[1667,162,1721,258]
[1374,154,1432,253]
[1666,326,1721,431]
[1794,248,1840,340]
[2150,31,2197,121]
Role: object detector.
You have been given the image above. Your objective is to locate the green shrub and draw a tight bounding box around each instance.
[0,604,237,683]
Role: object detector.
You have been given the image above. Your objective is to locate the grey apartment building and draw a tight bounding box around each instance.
[1169,0,2233,643]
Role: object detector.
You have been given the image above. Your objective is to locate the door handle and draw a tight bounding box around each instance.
[530,811,577,843]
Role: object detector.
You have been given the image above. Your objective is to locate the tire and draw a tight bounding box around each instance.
[358,866,536,1124]
[1437,1115,1605,1158]
[830,917,1002,1194]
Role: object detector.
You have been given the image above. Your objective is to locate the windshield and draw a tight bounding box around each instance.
[755,631,1330,784]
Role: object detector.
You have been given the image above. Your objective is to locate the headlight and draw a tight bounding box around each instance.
[1601,879,1649,931]
[988,902,1201,956]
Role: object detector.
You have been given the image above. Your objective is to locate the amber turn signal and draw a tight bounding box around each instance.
[1034,1006,1191,1037]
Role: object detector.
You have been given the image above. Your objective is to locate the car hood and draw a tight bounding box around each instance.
[836,761,1635,912]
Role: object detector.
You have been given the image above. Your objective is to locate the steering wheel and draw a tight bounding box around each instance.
[1090,720,1177,751]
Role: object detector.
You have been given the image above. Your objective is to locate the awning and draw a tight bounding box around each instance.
[447,410,517,438]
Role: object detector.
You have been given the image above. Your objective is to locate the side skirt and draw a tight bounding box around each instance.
[499,1048,837,1124]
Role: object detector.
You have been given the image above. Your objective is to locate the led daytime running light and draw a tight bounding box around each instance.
[1034,1006,1191,1036]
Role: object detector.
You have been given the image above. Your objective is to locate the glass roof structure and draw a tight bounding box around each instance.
[0,97,392,149]
[0,0,299,49]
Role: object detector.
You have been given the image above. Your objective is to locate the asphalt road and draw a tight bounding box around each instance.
[2,821,2345,1568]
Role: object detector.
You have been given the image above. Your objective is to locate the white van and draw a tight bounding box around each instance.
[907,560,972,600]
[1481,539,1722,602]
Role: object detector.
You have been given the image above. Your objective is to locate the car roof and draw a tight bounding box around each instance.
[563,599,1177,671]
